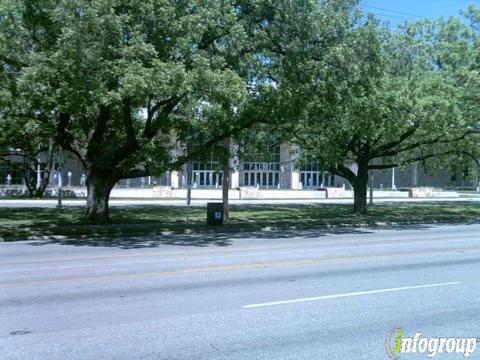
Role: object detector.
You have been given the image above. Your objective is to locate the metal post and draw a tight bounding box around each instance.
[412,163,418,188]
[186,162,192,223]
[392,167,396,191]
[280,166,285,189]
[21,150,27,194]
[369,173,374,205]
[57,171,63,209]
[6,174,12,191]
[36,155,42,190]
[476,165,480,192]
[57,149,63,210]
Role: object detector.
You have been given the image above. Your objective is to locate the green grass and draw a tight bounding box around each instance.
[1,203,480,240]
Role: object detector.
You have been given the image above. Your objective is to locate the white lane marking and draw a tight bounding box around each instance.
[242,282,461,309]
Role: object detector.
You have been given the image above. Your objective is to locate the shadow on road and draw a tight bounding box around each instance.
[25,223,435,250]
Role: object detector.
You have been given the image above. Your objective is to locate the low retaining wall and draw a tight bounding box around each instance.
[240,188,327,200]
[170,189,240,200]
[110,188,155,198]
[8,186,458,200]
[410,187,459,198]
[138,186,459,200]
[372,190,410,198]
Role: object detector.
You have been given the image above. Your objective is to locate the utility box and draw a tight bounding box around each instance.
[207,202,224,226]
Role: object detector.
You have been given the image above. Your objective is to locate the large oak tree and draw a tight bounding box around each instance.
[7,0,287,222]
[0,0,59,197]
[275,6,480,214]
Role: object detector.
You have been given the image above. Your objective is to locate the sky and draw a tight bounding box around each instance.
[360,0,480,26]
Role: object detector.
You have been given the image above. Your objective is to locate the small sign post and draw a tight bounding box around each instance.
[57,149,64,210]
[186,161,192,223]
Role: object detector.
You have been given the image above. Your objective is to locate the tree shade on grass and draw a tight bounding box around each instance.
[1,203,480,240]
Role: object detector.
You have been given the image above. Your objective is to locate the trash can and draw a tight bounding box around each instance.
[207,202,224,226]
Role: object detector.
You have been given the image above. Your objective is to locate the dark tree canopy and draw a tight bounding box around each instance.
[272,5,480,213]
[1,0,478,218]
[3,0,295,221]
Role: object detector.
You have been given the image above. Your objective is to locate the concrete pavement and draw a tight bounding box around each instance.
[1,224,480,359]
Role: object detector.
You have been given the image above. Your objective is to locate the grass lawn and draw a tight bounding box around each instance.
[1,202,480,240]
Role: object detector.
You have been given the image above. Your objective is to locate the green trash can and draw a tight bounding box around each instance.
[207,202,224,226]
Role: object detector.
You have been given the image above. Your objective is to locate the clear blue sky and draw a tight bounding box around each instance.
[360,0,480,26]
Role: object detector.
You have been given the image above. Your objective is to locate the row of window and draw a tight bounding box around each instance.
[180,170,333,188]
[243,145,281,164]
[116,175,169,188]
[300,172,335,188]
[299,160,321,172]
[192,162,221,171]
[0,163,26,185]
[1,168,332,189]
[192,172,223,187]
[243,171,281,187]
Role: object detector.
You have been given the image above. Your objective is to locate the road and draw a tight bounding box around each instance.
[1,224,480,359]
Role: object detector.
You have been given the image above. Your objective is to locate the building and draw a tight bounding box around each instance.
[0,143,475,193]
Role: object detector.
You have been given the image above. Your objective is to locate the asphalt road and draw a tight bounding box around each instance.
[1,224,480,359]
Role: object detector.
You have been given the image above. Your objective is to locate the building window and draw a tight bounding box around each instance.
[192,153,223,188]
[299,160,334,188]
[0,162,25,185]
[241,143,281,187]
[116,174,170,188]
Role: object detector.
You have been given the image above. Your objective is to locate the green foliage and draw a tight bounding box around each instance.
[1,0,307,220]
[8,0,285,178]
[260,3,480,212]
[0,0,57,196]
[2,0,479,216]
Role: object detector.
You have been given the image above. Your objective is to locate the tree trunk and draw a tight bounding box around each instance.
[222,138,231,221]
[222,163,230,221]
[85,176,116,223]
[26,168,51,198]
[25,140,55,198]
[352,163,369,215]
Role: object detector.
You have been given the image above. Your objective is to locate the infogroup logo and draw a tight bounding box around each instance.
[386,327,478,359]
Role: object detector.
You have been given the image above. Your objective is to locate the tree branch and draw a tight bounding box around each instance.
[368,163,399,170]
[328,164,356,183]
[169,112,264,168]
[55,113,86,167]
[123,98,136,150]
[372,128,480,160]
[143,95,182,139]
[109,99,139,169]
[373,123,419,156]
[89,105,110,145]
